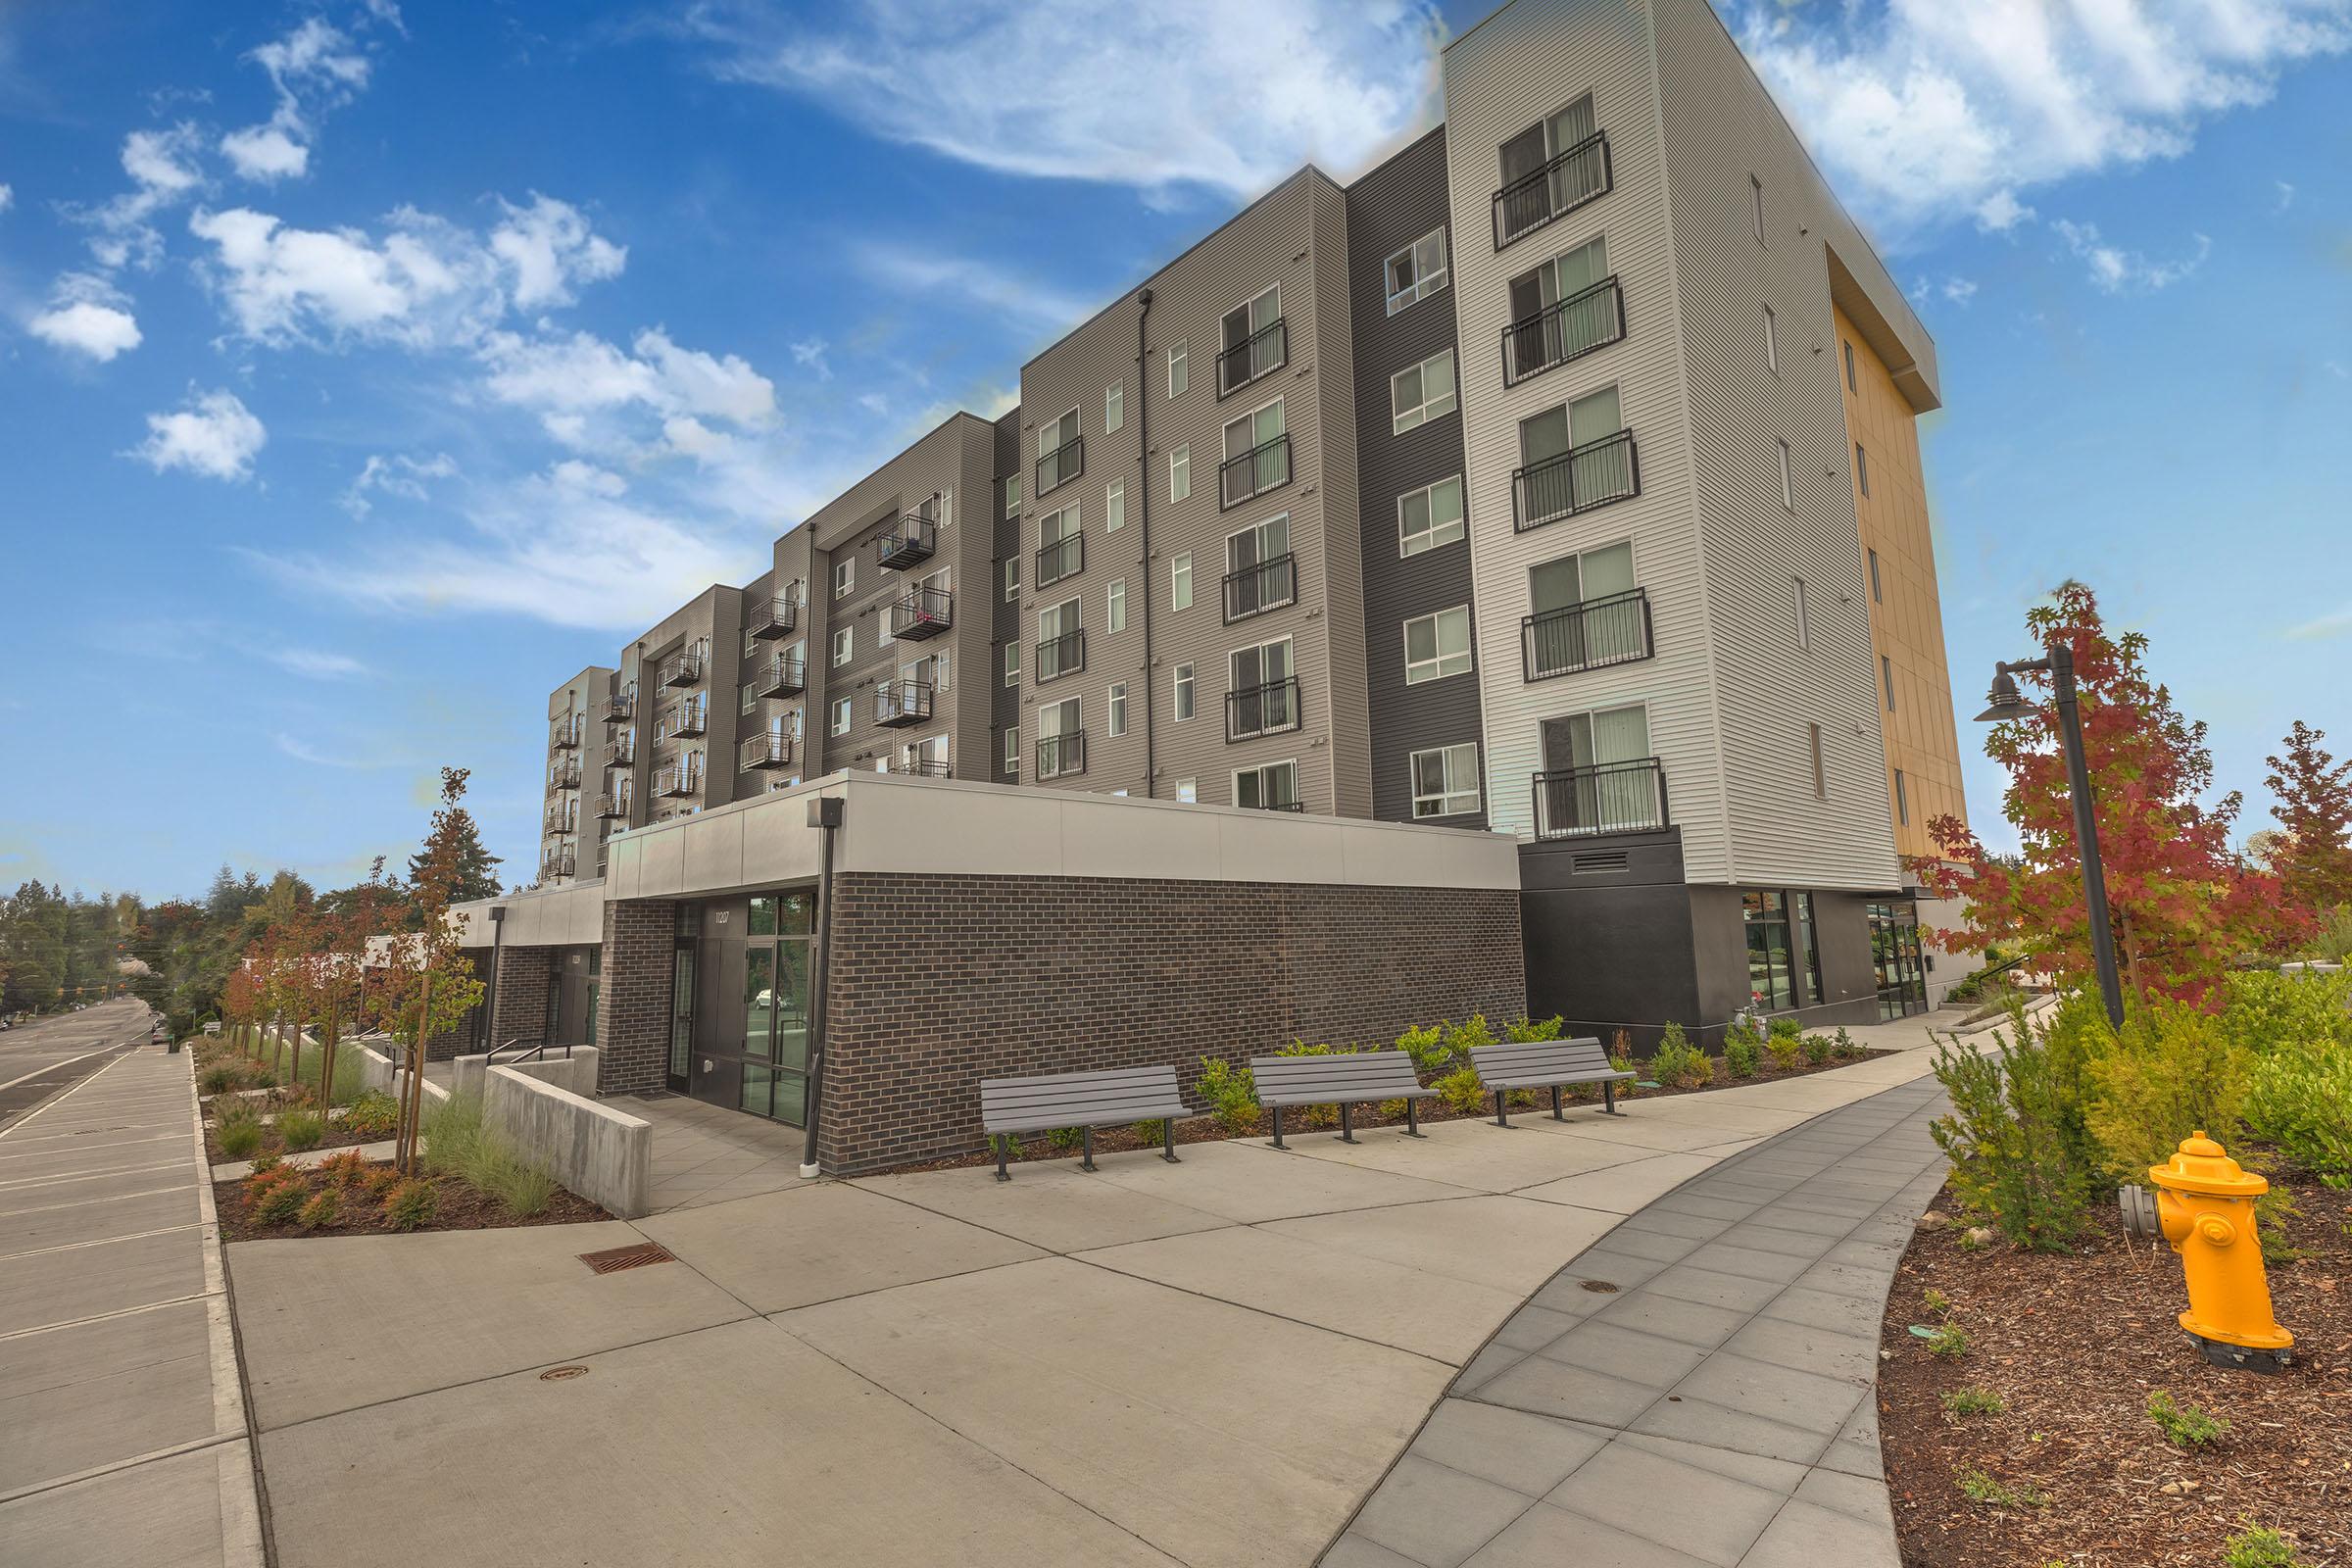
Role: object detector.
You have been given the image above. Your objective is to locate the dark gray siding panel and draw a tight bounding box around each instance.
[992,408,1021,782]
[1346,126,1487,829]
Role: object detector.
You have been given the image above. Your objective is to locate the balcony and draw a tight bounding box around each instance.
[1532,758,1668,840]
[664,701,708,739]
[1035,531,1084,590]
[549,718,582,751]
[1522,588,1654,682]
[1493,130,1612,251]
[877,516,938,571]
[660,650,704,688]
[596,790,632,819]
[1036,628,1086,684]
[1501,275,1626,387]
[1226,677,1302,743]
[1037,730,1087,780]
[1216,317,1288,398]
[888,585,954,641]
[1511,429,1641,532]
[1218,433,1291,510]
[1221,553,1296,623]
[891,753,952,778]
[604,736,635,768]
[875,680,933,728]
[738,732,795,771]
[602,689,635,724]
[757,652,806,698]
[747,596,798,640]
[547,764,581,798]
[544,804,578,835]
[654,763,701,799]
[539,845,575,881]
[1036,433,1083,496]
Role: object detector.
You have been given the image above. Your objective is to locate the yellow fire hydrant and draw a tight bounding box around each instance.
[2148,1132,2294,1373]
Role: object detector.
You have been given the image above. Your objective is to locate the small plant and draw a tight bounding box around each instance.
[317,1150,369,1189]
[1503,1014,1564,1044]
[249,1150,283,1174]
[1832,1027,1862,1059]
[1940,1387,2004,1416]
[1923,1287,1952,1316]
[2223,1524,2307,1568]
[1130,1119,1167,1143]
[1722,1025,1760,1080]
[474,1145,557,1218]
[276,1107,325,1152]
[1650,1023,1712,1089]
[382,1179,438,1232]
[296,1188,341,1231]
[359,1165,401,1199]
[1765,1028,1804,1073]
[1443,1014,1497,1063]
[252,1173,308,1227]
[1929,1014,2096,1252]
[989,1133,1023,1161]
[241,1162,298,1210]
[200,1063,247,1095]
[1275,1042,1349,1127]
[1046,1126,1085,1152]
[216,1116,264,1160]
[340,1089,400,1141]
[2145,1389,2229,1449]
[1607,1049,1640,1098]
[1434,1067,1487,1115]
[1196,1057,1260,1136]
[1924,1322,1970,1359]
[1396,1022,1454,1081]
[1957,1467,2048,1509]
[1802,1032,1832,1066]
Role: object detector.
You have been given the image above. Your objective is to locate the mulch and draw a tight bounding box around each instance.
[214,1158,609,1242]
[1879,1169,2350,1568]
[881,1046,1894,1176]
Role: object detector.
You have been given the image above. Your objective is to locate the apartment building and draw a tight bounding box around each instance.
[524,0,1971,1074]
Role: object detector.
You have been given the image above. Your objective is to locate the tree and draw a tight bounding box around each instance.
[2265,720,2352,916]
[408,804,502,911]
[376,769,487,1172]
[1911,581,2302,1004]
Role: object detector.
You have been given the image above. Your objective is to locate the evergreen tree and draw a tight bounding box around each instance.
[408,803,503,906]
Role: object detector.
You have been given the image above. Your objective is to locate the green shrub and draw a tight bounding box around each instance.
[1275,1041,1351,1127]
[1802,1032,1832,1066]
[1765,1030,1803,1073]
[253,1175,308,1227]
[382,1179,438,1232]
[1046,1126,1084,1152]
[1395,1022,1454,1081]
[340,1089,400,1141]
[1930,1013,2095,1251]
[276,1107,325,1152]
[216,1118,264,1159]
[1722,1025,1760,1080]
[2223,1525,2307,1568]
[1434,1067,1486,1114]
[1923,1287,1952,1315]
[296,1188,340,1231]
[988,1133,1022,1161]
[2242,1042,2352,1185]
[1650,1024,1712,1089]
[2084,995,2251,1187]
[1832,1026,1862,1059]
[1608,1050,1640,1098]
[2218,969,2352,1059]
[1130,1119,1167,1144]
[1924,1322,1970,1359]
[2145,1390,2228,1448]
[473,1145,557,1218]
[1504,1014,1564,1044]
[1196,1058,1259,1136]
[249,1150,282,1174]
[200,1064,245,1095]
[1768,1016,1801,1041]
[1443,1014,1497,1063]
[1940,1387,2003,1416]
[1956,1468,2047,1509]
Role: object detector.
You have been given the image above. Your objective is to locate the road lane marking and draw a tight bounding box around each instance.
[0,1224,200,1263]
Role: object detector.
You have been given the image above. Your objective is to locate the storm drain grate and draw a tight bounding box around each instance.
[578,1242,676,1275]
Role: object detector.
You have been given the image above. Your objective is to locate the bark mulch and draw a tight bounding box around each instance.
[1879,1170,2350,1568]
[215,1157,609,1242]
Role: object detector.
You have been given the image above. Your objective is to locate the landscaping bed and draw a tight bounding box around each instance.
[214,1156,608,1241]
[1879,1174,2350,1568]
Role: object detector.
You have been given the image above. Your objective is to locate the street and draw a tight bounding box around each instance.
[0,998,149,1128]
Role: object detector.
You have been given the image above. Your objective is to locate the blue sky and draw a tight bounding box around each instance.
[2,0,2346,899]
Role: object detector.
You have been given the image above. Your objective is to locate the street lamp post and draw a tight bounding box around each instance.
[1977,642,2128,1029]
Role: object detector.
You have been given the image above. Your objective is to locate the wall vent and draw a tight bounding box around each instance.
[1571,851,1631,875]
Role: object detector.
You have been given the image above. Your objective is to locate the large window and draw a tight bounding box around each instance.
[1410,744,1481,819]
[1526,540,1640,677]
[1221,397,1289,507]
[1495,93,1603,248]
[1398,475,1465,558]
[1391,349,1457,434]
[1743,890,1794,1010]
[1515,384,1630,527]
[1037,407,1081,492]
[1037,501,1082,587]
[1038,596,1083,682]
[1386,226,1448,315]
[1228,635,1295,739]
[1219,284,1284,395]
[1793,892,1824,1006]
[1224,513,1293,620]
[1504,233,1617,381]
[1038,696,1082,778]
[1405,607,1473,684]
[1234,759,1299,810]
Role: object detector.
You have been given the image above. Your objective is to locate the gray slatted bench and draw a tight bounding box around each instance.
[979,1063,1191,1181]
[1468,1037,1635,1125]
[1248,1049,1435,1150]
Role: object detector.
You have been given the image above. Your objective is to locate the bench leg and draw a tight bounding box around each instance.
[1601,1081,1623,1116]
[1162,1118,1180,1163]
[1270,1104,1285,1151]
[995,1138,1010,1182]
[1494,1090,1510,1129]
[1551,1084,1564,1121]
[1339,1102,1355,1144]
[1081,1125,1097,1172]
[1404,1099,1426,1139]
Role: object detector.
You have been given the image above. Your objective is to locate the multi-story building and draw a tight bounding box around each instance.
[523,0,1972,1059]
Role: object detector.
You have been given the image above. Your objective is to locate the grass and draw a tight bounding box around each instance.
[216,1117,264,1159]
[1957,1467,2049,1510]
[1940,1387,2005,1416]
[2146,1389,2230,1449]
[275,1107,325,1152]
[421,1091,561,1220]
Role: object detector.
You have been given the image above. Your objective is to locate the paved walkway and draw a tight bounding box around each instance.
[1325,1077,1946,1567]
[621,1091,809,1211]
[0,1002,263,1568]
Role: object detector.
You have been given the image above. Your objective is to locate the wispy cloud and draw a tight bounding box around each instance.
[2274,178,2297,213]
[2051,220,2211,292]
[275,732,371,767]
[853,242,1092,336]
[2284,604,2352,641]
[266,648,370,680]
[339,451,458,516]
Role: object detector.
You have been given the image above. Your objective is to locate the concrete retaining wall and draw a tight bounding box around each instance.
[452,1048,599,1100]
[482,1065,650,1219]
[349,1041,450,1107]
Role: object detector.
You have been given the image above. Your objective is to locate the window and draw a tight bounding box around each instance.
[1843,339,1857,393]
[1108,681,1128,738]
[1107,578,1126,634]
[1038,596,1082,681]
[744,628,759,659]
[1776,438,1793,509]
[1868,547,1883,603]
[1176,777,1197,804]
[1791,576,1810,650]
[1224,513,1292,619]
[1036,501,1081,587]
[740,685,757,715]
[1104,381,1124,434]
[1398,475,1466,557]
[1807,722,1825,798]
[1004,642,1019,687]
[1169,444,1191,502]
[1793,892,1824,1005]
[1038,696,1081,777]
[833,558,854,599]
[1391,348,1457,433]
[1895,768,1910,825]
[876,608,893,650]
[1410,744,1481,818]
[1527,540,1641,675]
[1004,558,1019,601]
[1233,760,1299,810]
[829,698,853,736]
[1882,655,1896,711]
[831,627,853,667]
[1038,408,1081,491]
[1220,284,1283,394]
[1005,474,1021,519]
[1749,174,1765,244]
[1173,662,1196,721]
[1229,636,1294,738]
[1763,303,1779,372]
[1171,553,1194,611]
[1386,226,1449,314]
[1221,396,1288,506]
[1504,235,1613,379]
[1105,478,1125,533]
[788,708,803,741]
[1743,890,1793,1009]
[1496,94,1600,246]
[1004,725,1019,774]
[1404,607,1473,684]
[1167,341,1188,398]
[1855,442,1870,498]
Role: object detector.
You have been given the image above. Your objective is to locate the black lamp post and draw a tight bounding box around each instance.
[1976,643,2127,1029]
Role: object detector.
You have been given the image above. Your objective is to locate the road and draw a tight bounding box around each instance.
[0,998,153,1129]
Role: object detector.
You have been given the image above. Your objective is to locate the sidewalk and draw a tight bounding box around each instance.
[0,1040,264,1568]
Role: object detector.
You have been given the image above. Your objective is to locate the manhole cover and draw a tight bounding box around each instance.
[540,1365,590,1382]
[1580,1279,1621,1294]
[578,1242,676,1275]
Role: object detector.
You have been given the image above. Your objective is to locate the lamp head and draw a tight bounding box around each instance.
[1975,665,2034,724]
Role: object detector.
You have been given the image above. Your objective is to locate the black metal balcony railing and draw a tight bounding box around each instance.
[1501,275,1626,387]
[877,516,938,571]
[738,732,794,771]
[1522,588,1655,682]
[1216,317,1288,398]
[654,763,701,799]
[888,585,953,641]
[1226,676,1302,742]
[539,846,575,881]
[546,761,581,794]
[1035,531,1083,589]
[1036,434,1083,496]
[875,680,933,728]
[604,737,635,768]
[893,754,951,778]
[1037,730,1086,780]
[1532,758,1668,840]
[1493,130,1613,251]
[550,718,581,751]
[1037,628,1086,683]
[596,790,632,819]
[1221,553,1296,623]
[748,596,798,640]
[758,652,806,698]
[1218,433,1292,510]
[664,701,708,739]
[544,805,578,834]
[1257,797,1306,812]
[1511,428,1641,532]
[602,690,635,724]
[660,650,703,688]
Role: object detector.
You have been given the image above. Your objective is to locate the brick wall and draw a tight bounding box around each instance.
[486,945,552,1053]
[594,899,676,1094]
[814,872,1526,1174]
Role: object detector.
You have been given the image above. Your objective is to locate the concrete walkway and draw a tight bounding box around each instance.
[0,1004,263,1568]
[1324,1077,1946,1567]
[226,1013,1954,1567]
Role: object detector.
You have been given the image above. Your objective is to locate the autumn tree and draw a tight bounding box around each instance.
[375,769,487,1172]
[1911,581,2300,1004]
[2265,720,2352,916]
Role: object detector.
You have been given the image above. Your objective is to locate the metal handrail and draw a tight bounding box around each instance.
[1216,317,1288,397]
[1500,274,1626,386]
[1492,130,1612,250]
[888,586,954,638]
[1037,730,1087,779]
[1521,588,1654,681]
[748,596,798,639]
[1225,676,1302,742]
[1511,428,1641,531]
[875,680,934,726]
[1036,435,1083,495]
[1036,629,1086,683]
[1035,531,1084,588]
[1532,758,1668,839]
[1221,553,1296,622]
[1218,433,1291,510]
[758,653,806,697]
[878,516,938,569]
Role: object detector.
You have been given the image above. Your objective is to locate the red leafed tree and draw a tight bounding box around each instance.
[2264,720,2352,916]
[1910,581,2302,1004]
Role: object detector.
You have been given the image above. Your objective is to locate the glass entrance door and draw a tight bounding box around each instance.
[1868,902,1928,1018]
[681,892,814,1125]
[666,947,694,1091]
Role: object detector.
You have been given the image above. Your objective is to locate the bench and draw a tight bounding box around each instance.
[979,1063,1192,1181]
[1468,1037,1634,1125]
[1248,1050,1436,1150]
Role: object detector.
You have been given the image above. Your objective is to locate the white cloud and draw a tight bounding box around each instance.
[2051,220,2211,291]
[220,122,310,181]
[0,183,13,214]
[133,388,268,481]
[340,451,458,516]
[1942,275,1979,305]
[1975,189,2034,232]
[854,242,1092,335]
[791,337,831,379]
[221,14,397,183]
[662,416,731,460]
[275,732,369,768]
[856,391,890,416]
[1732,0,2352,242]
[72,123,206,270]
[2284,604,2352,641]
[489,194,627,309]
[2274,178,2297,212]
[680,0,1443,197]
[476,326,776,429]
[268,648,370,679]
[28,273,143,361]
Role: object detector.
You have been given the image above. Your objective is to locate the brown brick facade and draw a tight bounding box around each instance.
[813,872,1525,1174]
[594,899,676,1094]
[486,945,551,1053]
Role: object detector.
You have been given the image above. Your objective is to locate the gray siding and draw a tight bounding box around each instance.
[991,409,1021,783]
